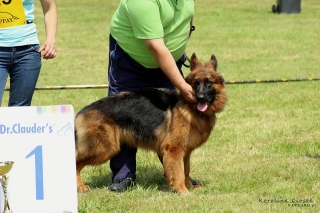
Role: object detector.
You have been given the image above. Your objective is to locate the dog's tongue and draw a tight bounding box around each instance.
[197,103,208,112]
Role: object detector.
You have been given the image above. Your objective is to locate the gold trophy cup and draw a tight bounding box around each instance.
[0,161,14,213]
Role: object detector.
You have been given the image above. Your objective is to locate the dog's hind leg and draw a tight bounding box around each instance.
[76,161,90,192]
[75,124,121,192]
[162,143,188,195]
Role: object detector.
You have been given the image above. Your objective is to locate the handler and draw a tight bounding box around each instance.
[0,0,57,106]
[107,0,196,192]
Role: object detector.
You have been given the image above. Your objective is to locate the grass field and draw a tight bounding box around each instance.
[2,0,320,212]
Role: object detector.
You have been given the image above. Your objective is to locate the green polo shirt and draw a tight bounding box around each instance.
[110,0,194,68]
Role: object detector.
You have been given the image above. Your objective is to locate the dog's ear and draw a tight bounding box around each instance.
[190,53,200,71]
[210,54,218,70]
[212,73,224,85]
[217,75,224,85]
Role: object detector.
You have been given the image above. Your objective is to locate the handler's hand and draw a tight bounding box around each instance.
[179,83,197,103]
[39,41,57,59]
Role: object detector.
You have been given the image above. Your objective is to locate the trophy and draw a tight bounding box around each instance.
[0,161,14,213]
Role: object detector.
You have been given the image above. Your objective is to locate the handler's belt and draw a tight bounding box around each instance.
[0,0,27,29]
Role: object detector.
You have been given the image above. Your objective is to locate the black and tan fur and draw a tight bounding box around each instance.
[75,53,227,194]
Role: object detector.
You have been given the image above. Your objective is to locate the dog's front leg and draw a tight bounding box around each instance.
[162,144,188,195]
[183,151,193,189]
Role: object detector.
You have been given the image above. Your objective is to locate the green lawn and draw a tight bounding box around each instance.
[2,0,320,212]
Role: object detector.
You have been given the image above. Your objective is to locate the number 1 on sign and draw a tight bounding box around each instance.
[26,145,44,200]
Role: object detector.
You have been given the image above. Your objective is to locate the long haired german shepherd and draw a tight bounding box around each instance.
[75,53,227,194]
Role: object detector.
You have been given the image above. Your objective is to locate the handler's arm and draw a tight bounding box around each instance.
[39,0,58,59]
[145,38,196,103]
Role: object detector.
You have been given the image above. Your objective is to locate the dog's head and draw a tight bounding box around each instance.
[185,53,227,113]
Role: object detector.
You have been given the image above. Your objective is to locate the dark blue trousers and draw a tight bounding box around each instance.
[107,34,185,182]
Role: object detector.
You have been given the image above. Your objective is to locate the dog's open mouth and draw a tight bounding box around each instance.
[197,103,208,112]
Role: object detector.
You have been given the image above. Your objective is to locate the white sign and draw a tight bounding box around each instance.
[0,105,78,213]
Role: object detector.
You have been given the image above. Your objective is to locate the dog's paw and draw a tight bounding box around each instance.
[185,181,193,189]
[178,188,190,195]
[192,184,201,190]
[185,178,195,188]
[77,184,91,193]
[175,186,189,195]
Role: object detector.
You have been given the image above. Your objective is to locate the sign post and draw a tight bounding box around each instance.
[0,105,78,213]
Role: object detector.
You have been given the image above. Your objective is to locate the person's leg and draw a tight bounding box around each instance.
[0,47,11,106]
[8,45,41,106]
[108,148,137,192]
[107,35,139,192]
